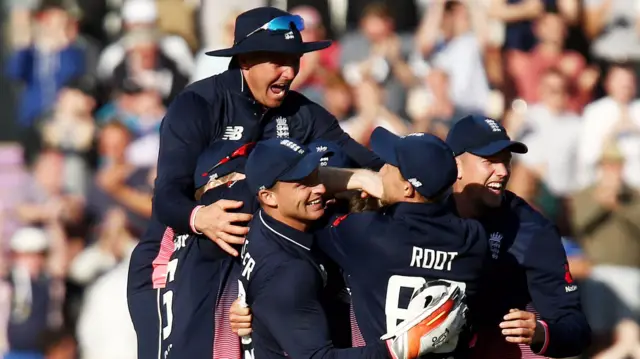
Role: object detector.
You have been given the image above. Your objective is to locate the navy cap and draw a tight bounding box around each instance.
[446,115,528,156]
[309,140,356,168]
[370,127,457,199]
[206,7,331,57]
[245,138,332,194]
[194,141,256,189]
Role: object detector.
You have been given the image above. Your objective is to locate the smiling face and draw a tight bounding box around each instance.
[258,169,326,230]
[239,51,301,108]
[454,150,512,209]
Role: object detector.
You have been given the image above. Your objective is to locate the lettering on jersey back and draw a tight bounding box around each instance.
[410,247,458,271]
[241,240,255,280]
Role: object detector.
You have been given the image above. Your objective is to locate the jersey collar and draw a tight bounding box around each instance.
[258,210,314,251]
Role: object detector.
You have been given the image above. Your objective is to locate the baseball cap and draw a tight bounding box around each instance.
[245,138,332,194]
[10,227,49,253]
[446,115,528,156]
[370,127,457,199]
[194,141,256,189]
[309,140,356,168]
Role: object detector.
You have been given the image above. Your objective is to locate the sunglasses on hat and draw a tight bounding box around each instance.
[201,142,256,178]
[235,15,305,46]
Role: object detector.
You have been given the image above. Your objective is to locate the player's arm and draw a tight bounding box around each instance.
[252,260,391,359]
[154,91,215,233]
[308,101,384,170]
[318,167,383,199]
[518,225,591,357]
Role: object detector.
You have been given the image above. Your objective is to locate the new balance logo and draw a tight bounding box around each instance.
[222,126,244,140]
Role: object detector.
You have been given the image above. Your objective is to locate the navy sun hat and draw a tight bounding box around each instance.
[370,127,458,199]
[446,115,528,157]
[245,138,332,194]
[309,140,357,168]
[206,7,331,57]
[194,141,256,189]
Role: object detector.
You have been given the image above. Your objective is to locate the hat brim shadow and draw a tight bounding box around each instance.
[469,140,529,156]
[205,40,332,57]
[280,151,333,182]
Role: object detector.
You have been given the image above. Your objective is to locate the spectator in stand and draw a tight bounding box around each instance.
[1,228,65,359]
[488,0,579,103]
[339,79,409,145]
[509,12,597,113]
[96,77,164,168]
[341,3,417,116]
[584,0,640,90]
[571,143,640,357]
[96,0,193,102]
[510,69,581,231]
[577,64,640,189]
[191,10,238,83]
[76,209,137,359]
[414,0,491,115]
[14,150,84,229]
[407,68,469,138]
[5,0,86,165]
[322,72,354,121]
[289,5,341,104]
[86,122,153,238]
[110,27,190,106]
[40,76,97,196]
[514,69,582,196]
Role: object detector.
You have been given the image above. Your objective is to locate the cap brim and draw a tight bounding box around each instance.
[205,40,332,57]
[370,127,401,167]
[469,140,528,156]
[279,151,333,182]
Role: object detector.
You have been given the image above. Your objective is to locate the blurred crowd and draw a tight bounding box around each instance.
[0,0,639,358]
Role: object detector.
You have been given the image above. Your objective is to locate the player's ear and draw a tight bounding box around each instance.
[455,157,463,180]
[403,180,415,198]
[258,189,278,208]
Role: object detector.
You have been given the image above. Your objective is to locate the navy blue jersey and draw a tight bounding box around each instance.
[160,180,258,359]
[154,68,383,235]
[316,202,488,357]
[473,191,590,358]
[239,209,391,359]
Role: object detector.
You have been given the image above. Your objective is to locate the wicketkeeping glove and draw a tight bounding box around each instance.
[381,280,468,359]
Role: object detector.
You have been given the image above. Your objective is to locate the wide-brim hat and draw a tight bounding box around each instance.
[206,7,331,57]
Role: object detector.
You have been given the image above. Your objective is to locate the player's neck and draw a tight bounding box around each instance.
[263,207,310,232]
[452,192,482,219]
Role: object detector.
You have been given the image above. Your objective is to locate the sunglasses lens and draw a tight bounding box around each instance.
[266,15,305,32]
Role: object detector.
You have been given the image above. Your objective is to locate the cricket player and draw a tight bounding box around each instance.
[128,7,384,358]
[238,138,469,359]
[160,140,258,359]
[446,115,591,358]
[310,128,489,358]
[230,118,592,358]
